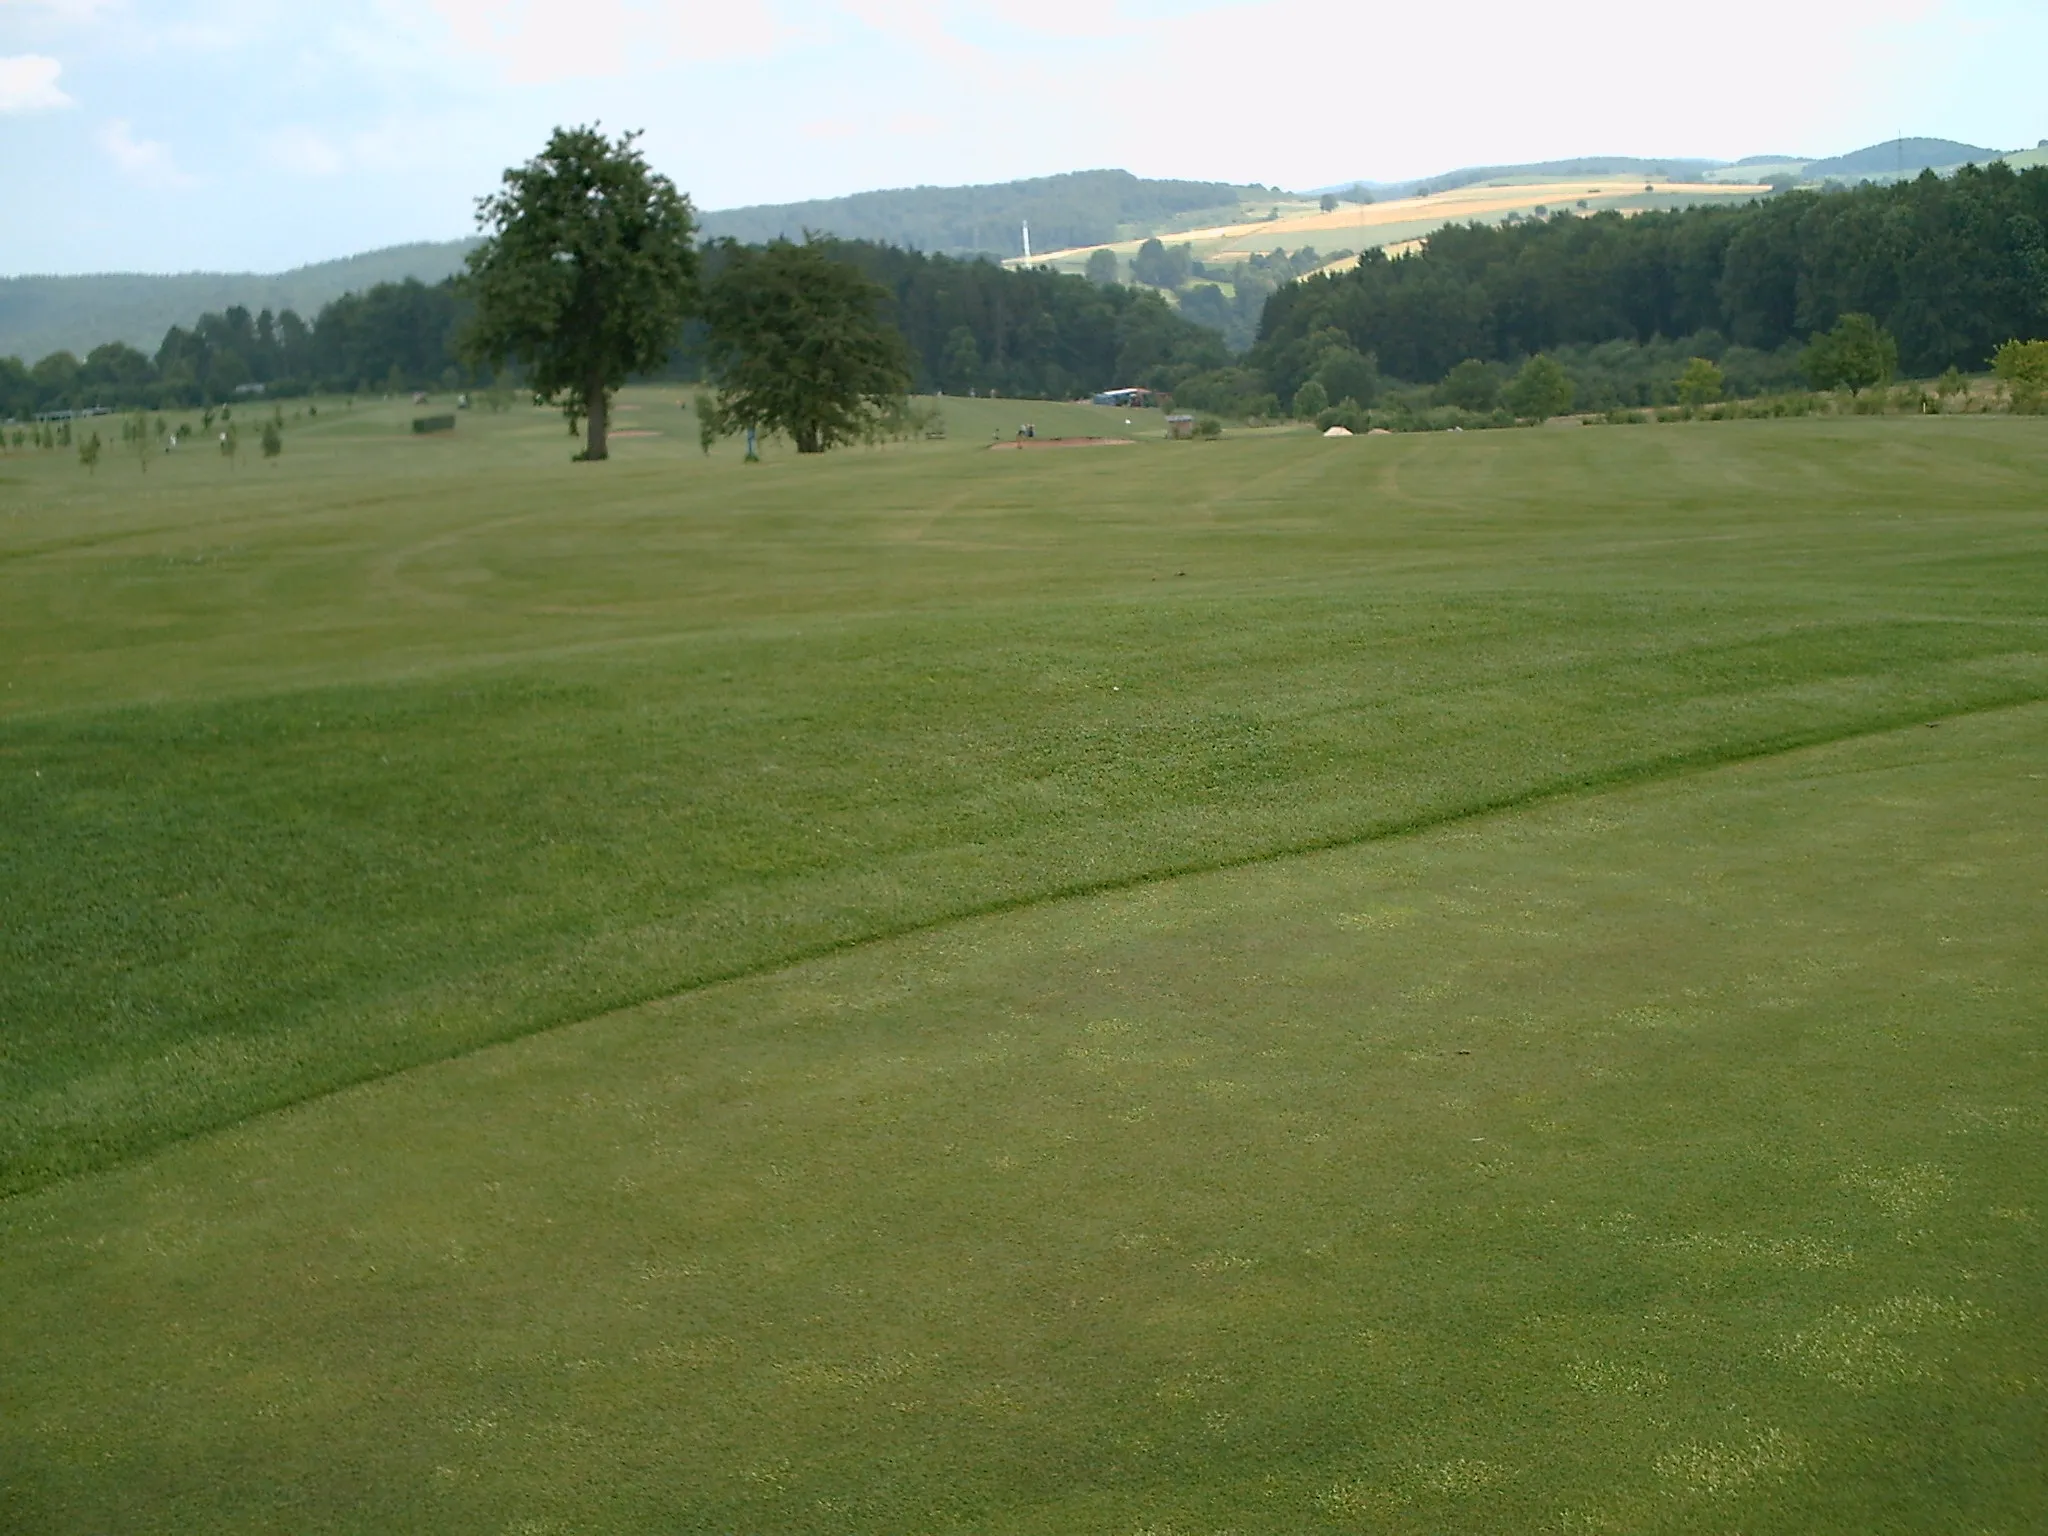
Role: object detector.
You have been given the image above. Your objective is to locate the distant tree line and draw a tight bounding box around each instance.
[1250,162,2048,407]
[4,244,1229,423]
[788,240,1228,399]
[18,161,2039,428]
[0,278,479,417]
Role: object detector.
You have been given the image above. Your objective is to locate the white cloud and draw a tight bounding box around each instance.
[0,53,73,112]
[801,109,944,142]
[6,0,2038,275]
[1,0,121,20]
[97,117,194,184]
[339,115,470,173]
[826,0,1956,192]
[260,114,492,178]
[269,125,346,175]
[843,0,1123,45]
[424,0,784,80]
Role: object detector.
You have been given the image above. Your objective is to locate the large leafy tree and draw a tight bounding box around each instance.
[1436,358,1500,412]
[1505,353,1574,419]
[1676,355,1725,407]
[1801,312,1898,395]
[697,238,913,454]
[462,125,698,462]
[1992,337,2048,413]
[1129,236,1190,289]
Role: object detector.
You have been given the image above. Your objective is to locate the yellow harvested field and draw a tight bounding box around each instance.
[1016,179,1772,272]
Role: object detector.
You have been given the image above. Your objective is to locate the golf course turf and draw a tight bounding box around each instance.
[3,396,2045,1531]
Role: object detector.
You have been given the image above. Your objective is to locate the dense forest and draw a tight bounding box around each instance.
[0,243,478,364]
[0,241,1230,420]
[0,278,475,418]
[802,240,1227,399]
[1250,162,2048,405]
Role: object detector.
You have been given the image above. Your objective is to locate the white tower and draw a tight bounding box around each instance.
[1022,220,1032,260]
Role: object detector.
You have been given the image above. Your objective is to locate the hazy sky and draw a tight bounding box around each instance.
[2,0,2043,274]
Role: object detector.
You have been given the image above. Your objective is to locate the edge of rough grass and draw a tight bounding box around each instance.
[6,699,2043,1534]
[11,684,2038,1204]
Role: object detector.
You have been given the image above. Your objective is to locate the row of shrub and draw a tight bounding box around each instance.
[3,399,311,457]
[1593,376,2044,424]
[1294,379,2043,437]
[1199,328,2048,433]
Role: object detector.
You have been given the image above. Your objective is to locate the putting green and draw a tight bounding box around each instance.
[4,703,2043,1532]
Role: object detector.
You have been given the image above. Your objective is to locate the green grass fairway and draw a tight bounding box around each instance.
[3,399,2046,1529]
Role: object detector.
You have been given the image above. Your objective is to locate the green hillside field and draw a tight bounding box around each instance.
[3,398,2046,1531]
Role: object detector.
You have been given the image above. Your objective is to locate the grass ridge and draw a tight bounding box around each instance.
[15,685,2039,1204]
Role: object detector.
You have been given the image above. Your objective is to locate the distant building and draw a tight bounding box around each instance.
[1092,387,1158,408]
[1165,413,1195,439]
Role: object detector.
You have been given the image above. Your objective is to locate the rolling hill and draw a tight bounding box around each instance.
[1802,136,2003,179]
[0,242,479,368]
[1318,138,2036,198]
[0,171,1271,364]
[1014,177,1777,278]
[1318,155,1724,199]
[693,168,1270,259]
[6,137,2040,365]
